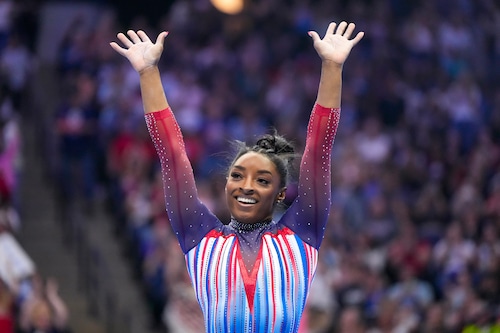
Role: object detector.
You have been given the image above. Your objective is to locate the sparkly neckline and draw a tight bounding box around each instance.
[229,217,273,232]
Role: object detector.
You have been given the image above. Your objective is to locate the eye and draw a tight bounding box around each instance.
[257,178,270,185]
[230,172,242,179]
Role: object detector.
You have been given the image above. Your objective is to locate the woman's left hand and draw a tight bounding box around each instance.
[309,21,364,66]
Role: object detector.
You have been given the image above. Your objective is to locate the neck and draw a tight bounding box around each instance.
[229,217,273,232]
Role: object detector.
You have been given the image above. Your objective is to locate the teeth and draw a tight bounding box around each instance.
[237,197,257,204]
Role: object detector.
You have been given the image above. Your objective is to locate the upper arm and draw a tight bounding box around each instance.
[280,104,340,248]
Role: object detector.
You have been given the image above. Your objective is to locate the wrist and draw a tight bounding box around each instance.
[138,65,160,76]
[321,60,343,70]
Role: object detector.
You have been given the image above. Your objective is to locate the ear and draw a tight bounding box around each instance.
[276,188,287,202]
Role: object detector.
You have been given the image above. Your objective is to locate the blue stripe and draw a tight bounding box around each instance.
[294,235,309,318]
[223,239,236,333]
[237,242,245,331]
[258,248,270,333]
[204,237,219,332]
[270,237,289,332]
[192,241,202,304]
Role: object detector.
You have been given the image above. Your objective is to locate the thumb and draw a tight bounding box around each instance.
[308,31,320,43]
[156,31,169,46]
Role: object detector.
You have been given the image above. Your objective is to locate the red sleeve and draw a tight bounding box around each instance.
[279,104,340,249]
[145,109,221,253]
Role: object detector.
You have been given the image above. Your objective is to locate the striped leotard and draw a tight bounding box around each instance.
[145,103,340,333]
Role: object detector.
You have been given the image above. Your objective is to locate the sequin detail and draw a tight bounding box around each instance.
[144,103,341,333]
[229,217,273,232]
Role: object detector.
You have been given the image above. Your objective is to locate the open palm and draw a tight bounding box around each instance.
[110,30,168,73]
[309,21,364,66]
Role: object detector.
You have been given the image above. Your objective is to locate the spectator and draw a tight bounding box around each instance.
[18,277,70,333]
[54,71,99,210]
[0,278,14,333]
[0,33,32,112]
[334,306,366,333]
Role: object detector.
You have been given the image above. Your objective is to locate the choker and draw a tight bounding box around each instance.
[229,218,272,232]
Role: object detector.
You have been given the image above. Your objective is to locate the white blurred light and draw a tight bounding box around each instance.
[210,0,244,15]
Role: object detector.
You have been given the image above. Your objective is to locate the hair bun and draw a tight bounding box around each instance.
[254,134,294,155]
[255,135,276,153]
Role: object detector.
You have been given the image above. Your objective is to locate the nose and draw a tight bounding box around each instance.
[239,187,254,195]
[240,178,254,193]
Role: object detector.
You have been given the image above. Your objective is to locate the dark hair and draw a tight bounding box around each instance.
[228,131,298,188]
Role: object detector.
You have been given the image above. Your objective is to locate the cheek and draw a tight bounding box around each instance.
[264,191,279,207]
[225,183,234,202]
[225,181,234,194]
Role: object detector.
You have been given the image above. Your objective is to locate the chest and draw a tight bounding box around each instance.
[185,228,318,313]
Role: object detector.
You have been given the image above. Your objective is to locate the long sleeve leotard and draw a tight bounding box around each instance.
[145,103,340,333]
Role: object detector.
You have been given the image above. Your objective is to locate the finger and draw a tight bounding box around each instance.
[109,41,127,56]
[137,30,151,43]
[335,21,348,35]
[155,31,169,46]
[325,22,337,37]
[351,31,365,45]
[308,30,321,43]
[344,23,356,39]
[116,32,133,48]
[127,30,142,44]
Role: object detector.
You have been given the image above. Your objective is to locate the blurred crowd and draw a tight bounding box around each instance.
[0,1,72,333]
[3,0,500,332]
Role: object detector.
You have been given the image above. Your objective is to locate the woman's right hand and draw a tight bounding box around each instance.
[110,30,168,73]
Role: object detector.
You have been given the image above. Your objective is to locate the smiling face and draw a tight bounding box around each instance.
[226,152,286,224]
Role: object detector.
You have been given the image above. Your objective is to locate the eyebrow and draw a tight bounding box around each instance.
[232,165,274,176]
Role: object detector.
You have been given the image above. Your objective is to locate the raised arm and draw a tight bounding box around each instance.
[110,31,220,253]
[110,30,169,114]
[281,22,363,248]
[45,278,69,329]
[310,21,364,107]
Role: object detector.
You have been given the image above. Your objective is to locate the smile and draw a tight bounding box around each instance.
[236,197,257,204]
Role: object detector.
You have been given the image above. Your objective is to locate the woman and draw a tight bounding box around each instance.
[111,21,363,332]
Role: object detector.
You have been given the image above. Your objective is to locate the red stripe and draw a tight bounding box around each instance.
[237,239,263,312]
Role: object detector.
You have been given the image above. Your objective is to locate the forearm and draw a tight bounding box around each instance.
[316,60,343,108]
[139,66,169,114]
[47,293,69,327]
